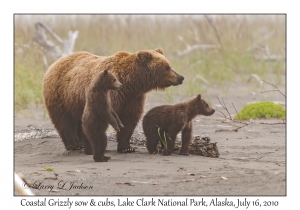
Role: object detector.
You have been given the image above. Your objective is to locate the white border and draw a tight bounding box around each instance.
[3,0,297,209]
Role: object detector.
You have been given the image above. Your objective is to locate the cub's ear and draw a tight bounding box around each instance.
[103,69,108,75]
[197,94,201,100]
[137,51,152,64]
[155,48,164,55]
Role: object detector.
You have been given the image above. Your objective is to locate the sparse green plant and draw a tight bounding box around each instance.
[44,167,54,171]
[234,101,286,120]
[156,125,171,151]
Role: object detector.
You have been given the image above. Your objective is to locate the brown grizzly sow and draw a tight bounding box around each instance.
[142,94,215,156]
[43,49,184,153]
[82,70,123,162]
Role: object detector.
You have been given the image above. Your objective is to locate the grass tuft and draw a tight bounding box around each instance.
[156,125,171,151]
[44,167,54,171]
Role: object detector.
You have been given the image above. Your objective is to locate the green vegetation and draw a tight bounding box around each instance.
[14,15,285,113]
[234,101,286,120]
[15,49,44,111]
[44,167,54,171]
[156,125,171,151]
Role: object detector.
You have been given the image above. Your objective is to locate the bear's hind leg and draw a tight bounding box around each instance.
[145,129,160,154]
[77,122,92,155]
[92,132,110,162]
[52,111,83,150]
[162,131,177,156]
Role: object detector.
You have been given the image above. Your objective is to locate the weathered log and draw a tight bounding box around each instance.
[32,22,78,67]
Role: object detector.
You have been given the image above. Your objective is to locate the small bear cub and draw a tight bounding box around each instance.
[82,70,123,162]
[142,94,215,156]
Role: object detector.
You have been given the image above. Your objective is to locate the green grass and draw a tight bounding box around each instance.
[44,167,54,171]
[15,49,44,112]
[14,15,286,114]
[156,125,171,151]
[234,101,286,120]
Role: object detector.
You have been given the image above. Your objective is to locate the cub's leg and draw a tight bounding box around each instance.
[111,110,124,128]
[92,132,110,162]
[82,116,110,162]
[179,122,192,155]
[107,113,120,132]
[145,126,161,154]
[162,131,177,156]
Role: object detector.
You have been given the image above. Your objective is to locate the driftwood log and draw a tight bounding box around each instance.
[173,134,220,158]
[32,22,78,67]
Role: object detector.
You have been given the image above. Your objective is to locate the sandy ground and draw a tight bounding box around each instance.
[14,86,286,196]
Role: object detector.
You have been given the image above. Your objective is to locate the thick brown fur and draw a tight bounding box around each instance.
[43,49,184,152]
[81,70,123,162]
[142,94,215,156]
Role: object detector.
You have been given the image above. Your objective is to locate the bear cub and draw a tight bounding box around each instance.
[142,94,215,156]
[82,70,123,162]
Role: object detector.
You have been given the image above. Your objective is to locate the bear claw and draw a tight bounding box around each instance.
[120,147,135,153]
[179,152,189,156]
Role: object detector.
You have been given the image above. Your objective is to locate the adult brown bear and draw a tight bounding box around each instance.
[43,49,184,153]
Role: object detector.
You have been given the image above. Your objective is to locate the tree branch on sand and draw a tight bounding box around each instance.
[261,80,286,98]
[215,96,285,133]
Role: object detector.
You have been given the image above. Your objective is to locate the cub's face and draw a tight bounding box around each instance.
[103,72,123,90]
[137,49,184,89]
[196,94,215,116]
[93,70,122,90]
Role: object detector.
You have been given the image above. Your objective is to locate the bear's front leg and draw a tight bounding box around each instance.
[179,122,192,155]
[108,114,120,132]
[111,110,124,129]
[116,96,145,153]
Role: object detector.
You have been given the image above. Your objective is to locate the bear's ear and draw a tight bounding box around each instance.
[155,48,164,55]
[197,94,201,100]
[137,51,152,64]
[103,69,108,75]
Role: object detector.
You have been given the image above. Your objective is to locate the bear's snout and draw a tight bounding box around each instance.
[114,82,123,89]
[208,109,215,116]
[204,108,215,116]
[170,70,185,86]
[176,74,184,84]
[179,76,185,83]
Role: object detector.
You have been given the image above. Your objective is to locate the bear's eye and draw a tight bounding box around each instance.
[165,66,170,71]
[113,79,116,82]
[206,104,208,107]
